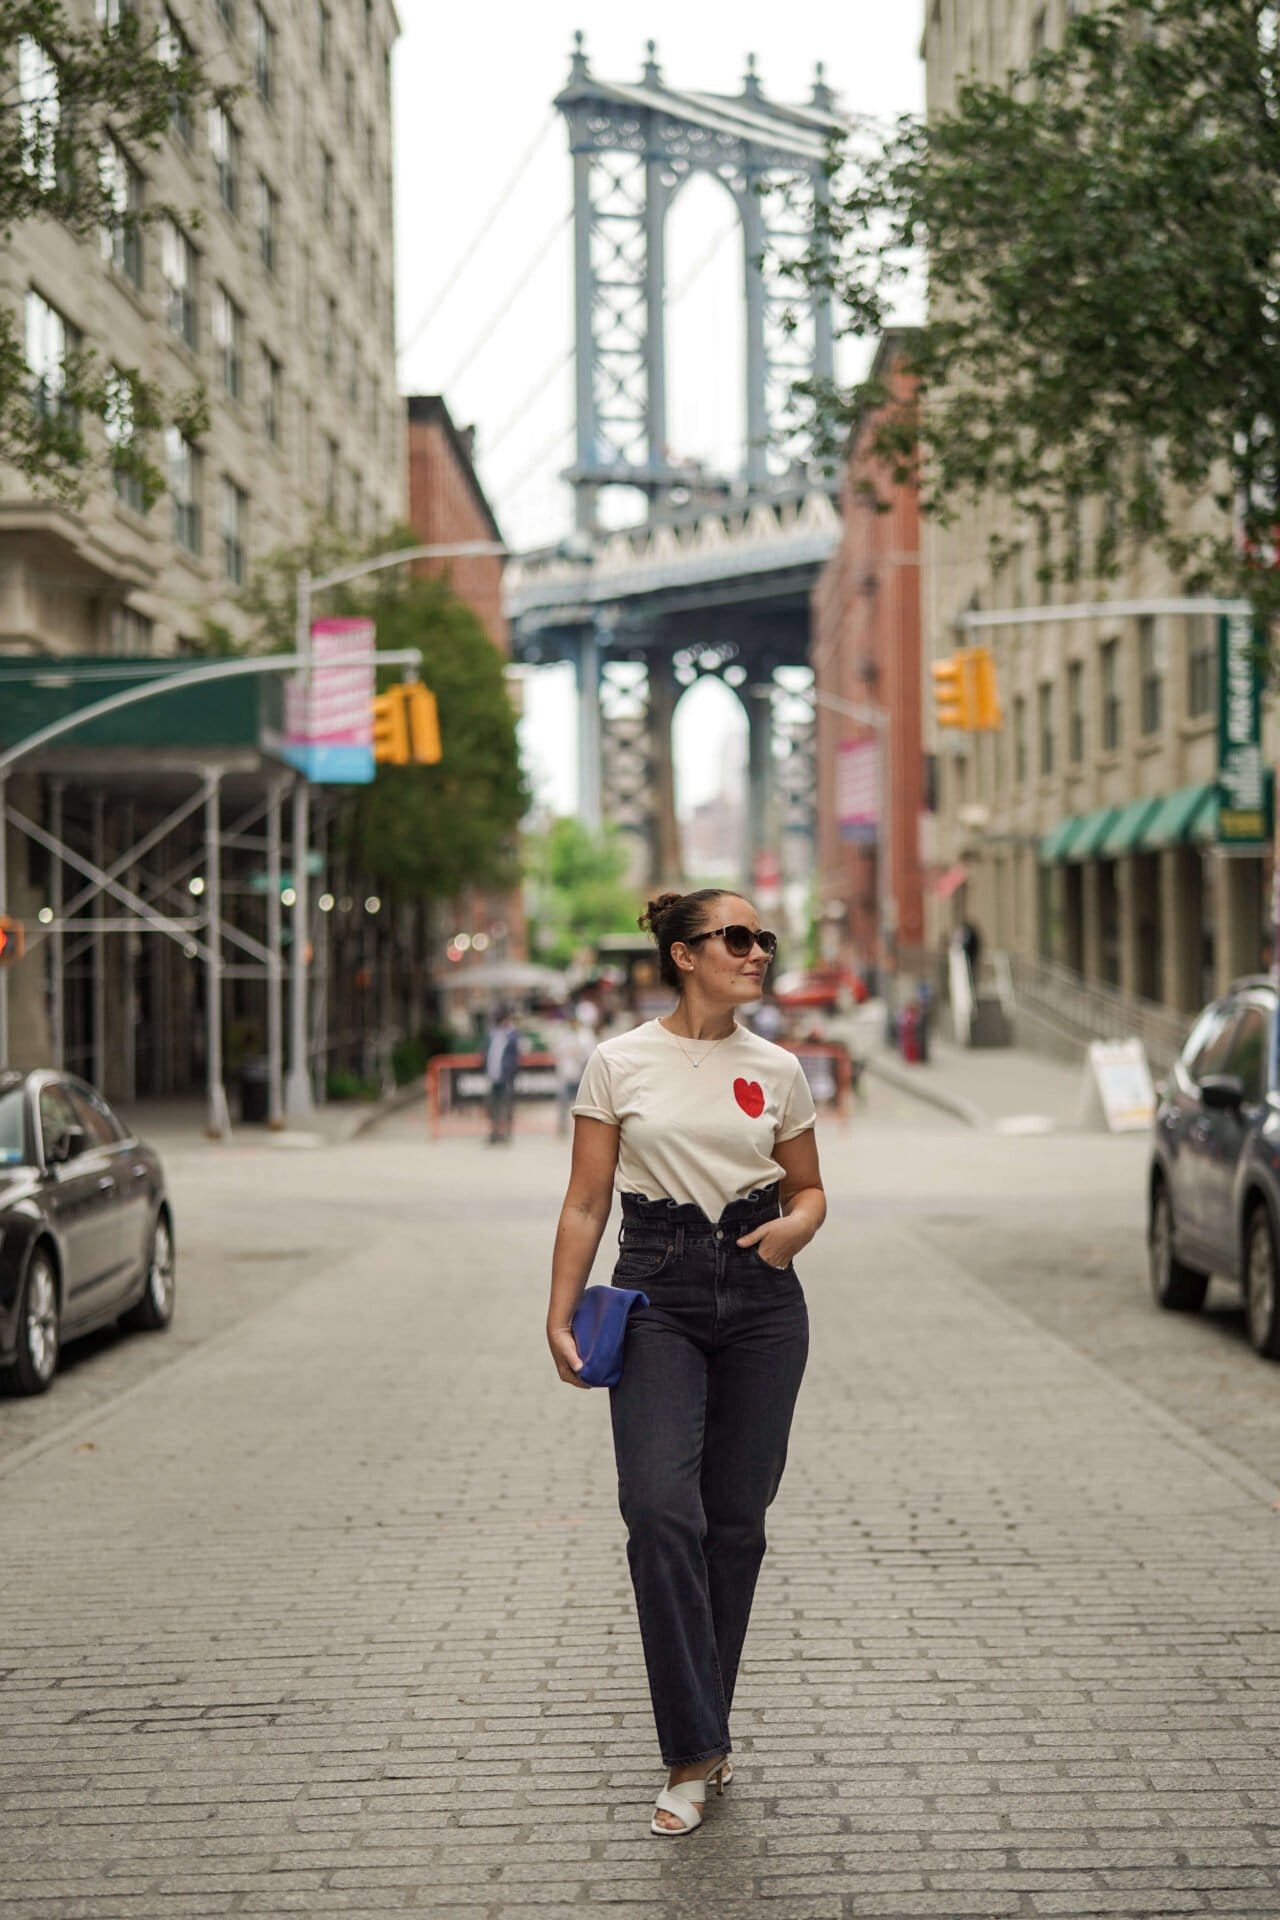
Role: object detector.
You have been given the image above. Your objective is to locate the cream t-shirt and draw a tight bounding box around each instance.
[571,1018,818,1223]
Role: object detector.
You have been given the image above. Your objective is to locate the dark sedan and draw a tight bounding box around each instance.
[1150,976,1280,1359]
[0,1069,174,1395]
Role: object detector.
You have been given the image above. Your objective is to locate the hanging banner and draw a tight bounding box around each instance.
[1218,613,1268,844]
[836,739,879,844]
[277,617,376,783]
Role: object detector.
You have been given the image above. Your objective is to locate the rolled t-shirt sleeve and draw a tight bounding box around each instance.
[776,1058,818,1141]
[570,1046,617,1125]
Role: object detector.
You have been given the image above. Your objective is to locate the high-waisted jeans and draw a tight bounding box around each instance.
[608,1186,810,1767]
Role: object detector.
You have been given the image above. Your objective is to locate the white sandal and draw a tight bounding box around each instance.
[650,1759,727,1836]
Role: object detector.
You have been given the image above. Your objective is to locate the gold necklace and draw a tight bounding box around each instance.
[661,1021,735,1070]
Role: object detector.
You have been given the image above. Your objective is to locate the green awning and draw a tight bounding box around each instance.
[1065,807,1121,862]
[1039,815,1084,863]
[1137,783,1216,851]
[1099,796,1164,858]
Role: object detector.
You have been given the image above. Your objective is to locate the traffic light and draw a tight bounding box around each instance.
[406,683,442,765]
[372,687,411,765]
[0,916,25,967]
[932,653,974,730]
[371,683,442,766]
[971,646,1002,730]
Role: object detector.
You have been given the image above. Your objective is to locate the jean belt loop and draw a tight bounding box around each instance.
[674,1222,684,1260]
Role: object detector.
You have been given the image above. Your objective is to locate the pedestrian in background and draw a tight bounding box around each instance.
[484,1005,520,1145]
[552,1001,599,1137]
[546,889,827,1836]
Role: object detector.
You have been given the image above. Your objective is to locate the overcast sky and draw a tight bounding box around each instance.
[392,4,925,817]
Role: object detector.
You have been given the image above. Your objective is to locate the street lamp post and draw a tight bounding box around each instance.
[285,540,506,1118]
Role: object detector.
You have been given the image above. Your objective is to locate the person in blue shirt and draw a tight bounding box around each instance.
[484,1006,520,1144]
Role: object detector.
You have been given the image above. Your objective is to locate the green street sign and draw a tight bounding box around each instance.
[249,850,324,892]
[1218,613,1269,845]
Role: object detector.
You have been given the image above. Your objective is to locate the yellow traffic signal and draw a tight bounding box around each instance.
[971,647,1002,730]
[0,916,25,967]
[372,683,442,766]
[932,654,973,730]
[406,683,442,765]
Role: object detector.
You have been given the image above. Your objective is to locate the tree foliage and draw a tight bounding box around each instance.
[525,817,641,968]
[0,0,219,498]
[807,0,1280,618]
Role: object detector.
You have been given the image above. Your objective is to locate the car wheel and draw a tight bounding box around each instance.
[121,1212,176,1334]
[1245,1204,1280,1359]
[12,1247,60,1395]
[1149,1181,1209,1312]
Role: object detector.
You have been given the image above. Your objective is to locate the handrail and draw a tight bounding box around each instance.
[1007,952,1192,1073]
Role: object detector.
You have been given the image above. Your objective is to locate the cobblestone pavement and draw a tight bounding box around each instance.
[2,1095,1280,1919]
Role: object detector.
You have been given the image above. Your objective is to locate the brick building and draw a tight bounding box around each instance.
[811,333,927,978]
[404,395,525,977]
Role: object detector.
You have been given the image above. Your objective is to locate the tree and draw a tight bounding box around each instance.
[525,817,641,968]
[0,0,217,500]
[808,0,1280,619]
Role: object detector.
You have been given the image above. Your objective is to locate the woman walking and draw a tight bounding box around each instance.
[546,889,826,1835]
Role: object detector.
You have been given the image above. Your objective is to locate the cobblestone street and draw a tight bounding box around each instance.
[2,1091,1280,1918]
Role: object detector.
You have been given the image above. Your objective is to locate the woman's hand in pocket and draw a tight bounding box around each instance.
[547,1323,590,1387]
[736,1221,807,1270]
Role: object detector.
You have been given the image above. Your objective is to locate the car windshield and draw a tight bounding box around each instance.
[0,1085,30,1165]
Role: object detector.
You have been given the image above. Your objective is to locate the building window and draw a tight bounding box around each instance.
[345,198,357,270]
[319,146,334,219]
[1100,637,1121,751]
[1014,694,1027,784]
[105,366,146,513]
[364,119,376,184]
[1139,614,1163,734]
[220,476,247,584]
[110,606,154,652]
[254,4,275,103]
[1187,615,1215,717]
[215,0,235,32]
[364,0,373,51]
[25,289,74,422]
[1031,6,1047,54]
[323,292,337,371]
[345,330,358,406]
[160,11,193,146]
[99,139,142,286]
[316,0,330,73]
[348,466,361,536]
[166,426,200,553]
[343,64,355,132]
[323,434,338,521]
[262,346,282,445]
[213,286,244,400]
[18,37,60,192]
[1038,682,1055,777]
[210,105,239,216]
[1068,660,1084,763]
[161,219,197,347]
[256,173,279,274]
[96,0,136,26]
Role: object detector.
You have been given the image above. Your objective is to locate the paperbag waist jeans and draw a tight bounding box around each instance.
[608,1185,809,1767]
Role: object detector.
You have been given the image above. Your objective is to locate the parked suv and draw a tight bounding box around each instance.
[1150,976,1280,1359]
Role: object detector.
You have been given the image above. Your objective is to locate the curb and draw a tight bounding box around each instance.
[863,1049,987,1130]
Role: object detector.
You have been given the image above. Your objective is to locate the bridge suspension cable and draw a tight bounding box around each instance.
[395,109,559,363]
[436,208,573,397]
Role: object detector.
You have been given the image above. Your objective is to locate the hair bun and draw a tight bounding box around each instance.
[638,891,683,936]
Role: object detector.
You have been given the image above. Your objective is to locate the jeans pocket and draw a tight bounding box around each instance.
[747,1243,793,1276]
[614,1243,672,1285]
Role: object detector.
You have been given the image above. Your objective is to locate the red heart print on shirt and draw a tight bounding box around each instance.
[734,1078,765,1118]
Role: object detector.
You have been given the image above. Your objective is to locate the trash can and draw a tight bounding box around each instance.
[239,1060,271,1124]
[899,1003,922,1065]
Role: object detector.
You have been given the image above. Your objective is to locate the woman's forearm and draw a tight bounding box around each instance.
[782,1185,826,1243]
[547,1200,611,1329]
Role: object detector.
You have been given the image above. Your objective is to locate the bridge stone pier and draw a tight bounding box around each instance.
[506,38,842,891]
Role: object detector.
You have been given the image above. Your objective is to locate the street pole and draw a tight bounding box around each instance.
[0,776,7,1066]
[284,567,312,1118]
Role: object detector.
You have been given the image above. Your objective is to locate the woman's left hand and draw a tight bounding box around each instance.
[736,1220,809,1270]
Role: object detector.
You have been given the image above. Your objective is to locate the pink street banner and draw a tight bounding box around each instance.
[836,739,879,843]
[280,617,375,783]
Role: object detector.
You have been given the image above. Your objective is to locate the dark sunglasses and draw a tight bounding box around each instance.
[685,924,778,961]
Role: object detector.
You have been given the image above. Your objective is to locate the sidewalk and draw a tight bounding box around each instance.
[118,1085,422,1156]
[854,1005,1089,1133]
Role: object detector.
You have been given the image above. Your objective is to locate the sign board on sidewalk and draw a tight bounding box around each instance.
[1218,612,1268,844]
[836,739,879,844]
[277,617,376,783]
[1079,1038,1156,1134]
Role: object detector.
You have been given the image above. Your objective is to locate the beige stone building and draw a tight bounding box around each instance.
[0,0,403,659]
[922,0,1273,1021]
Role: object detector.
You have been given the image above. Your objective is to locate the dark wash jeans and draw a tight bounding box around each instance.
[608,1186,809,1767]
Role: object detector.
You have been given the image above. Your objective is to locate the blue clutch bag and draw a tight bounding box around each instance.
[571,1284,649,1388]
